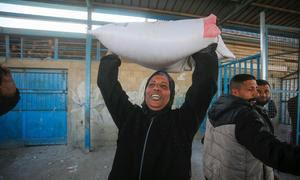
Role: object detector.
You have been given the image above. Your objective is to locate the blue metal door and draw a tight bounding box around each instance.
[0,68,67,146]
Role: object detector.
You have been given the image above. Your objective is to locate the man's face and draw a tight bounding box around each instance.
[145,74,171,111]
[257,84,271,105]
[232,80,258,101]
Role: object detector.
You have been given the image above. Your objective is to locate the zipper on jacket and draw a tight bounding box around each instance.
[138,117,154,180]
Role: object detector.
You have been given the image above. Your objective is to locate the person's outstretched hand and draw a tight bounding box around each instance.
[105,50,113,56]
[0,65,17,97]
[199,43,218,54]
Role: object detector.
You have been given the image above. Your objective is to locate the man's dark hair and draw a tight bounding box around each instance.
[256,79,271,88]
[229,74,256,92]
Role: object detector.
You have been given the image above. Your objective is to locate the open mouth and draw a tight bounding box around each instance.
[151,94,161,100]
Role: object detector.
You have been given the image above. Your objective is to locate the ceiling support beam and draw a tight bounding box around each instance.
[260,11,268,80]
[219,0,255,25]
[252,3,300,15]
[91,1,201,20]
[84,0,92,152]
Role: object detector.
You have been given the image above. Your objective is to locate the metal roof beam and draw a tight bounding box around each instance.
[251,3,300,15]
[0,11,107,26]
[91,1,200,20]
[0,0,199,20]
[86,0,91,8]
[267,25,300,33]
[0,27,86,39]
[0,0,87,11]
[219,0,255,25]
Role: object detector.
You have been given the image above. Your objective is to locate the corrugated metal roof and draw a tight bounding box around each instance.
[30,0,299,36]
[2,0,299,66]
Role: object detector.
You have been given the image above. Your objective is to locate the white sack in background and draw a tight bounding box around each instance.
[91,14,235,72]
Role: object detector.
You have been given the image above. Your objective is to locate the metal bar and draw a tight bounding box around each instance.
[217,62,222,97]
[5,35,10,59]
[265,26,269,79]
[54,38,58,60]
[280,79,283,124]
[219,0,255,25]
[288,79,291,123]
[250,59,253,75]
[187,0,196,12]
[266,25,300,33]
[228,64,232,81]
[244,61,247,74]
[0,27,86,39]
[239,62,241,74]
[20,37,24,60]
[221,54,260,66]
[224,65,228,94]
[84,5,92,152]
[0,0,87,11]
[86,0,91,7]
[284,80,288,124]
[252,3,300,15]
[281,71,299,79]
[260,11,268,80]
[257,56,261,78]
[0,11,107,26]
[233,62,236,76]
[268,50,299,58]
[96,41,101,61]
[155,0,160,9]
[1,0,191,20]
[163,0,169,10]
[170,0,178,11]
[297,43,300,145]
[272,89,299,94]
[92,1,197,20]
[294,78,297,91]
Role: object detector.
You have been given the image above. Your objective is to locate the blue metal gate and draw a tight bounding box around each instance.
[217,54,261,96]
[280,75,298,125]
[0,68,67,146]
[200,54,261,134]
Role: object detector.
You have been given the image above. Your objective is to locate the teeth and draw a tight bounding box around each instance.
[151,94,161,100]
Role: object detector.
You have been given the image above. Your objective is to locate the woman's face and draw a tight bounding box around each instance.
[145,74,171,111]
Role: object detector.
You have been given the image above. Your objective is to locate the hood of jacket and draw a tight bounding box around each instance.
[141,70,175,117]
[208,95,252,127]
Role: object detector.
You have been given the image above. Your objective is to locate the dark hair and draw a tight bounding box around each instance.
[256,79,271,87]
[230,74,256,91]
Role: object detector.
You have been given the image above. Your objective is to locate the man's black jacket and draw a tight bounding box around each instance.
[209,95,300,176]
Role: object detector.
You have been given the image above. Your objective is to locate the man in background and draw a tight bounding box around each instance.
[256,79,277,119]
[203,74,300,180]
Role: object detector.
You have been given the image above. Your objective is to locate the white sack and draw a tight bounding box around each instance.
[91,14,235,72]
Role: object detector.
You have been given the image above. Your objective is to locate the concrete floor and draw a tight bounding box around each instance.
[0,140,205,180]
[1,130,300,180]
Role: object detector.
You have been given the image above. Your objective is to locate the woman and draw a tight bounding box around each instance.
[97,44,218,180]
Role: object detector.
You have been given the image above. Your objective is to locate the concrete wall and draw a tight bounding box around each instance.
[1,58,193,150]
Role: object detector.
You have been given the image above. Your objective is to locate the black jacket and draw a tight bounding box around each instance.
[209,95,300,176]
[97,50,218,180]
[0,89,20,116]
